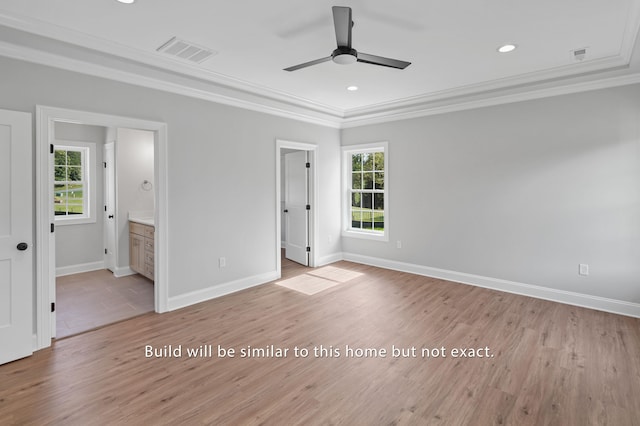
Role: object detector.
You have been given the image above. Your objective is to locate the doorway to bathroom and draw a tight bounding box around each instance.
[36,106,168,346]
[52,123,156,338]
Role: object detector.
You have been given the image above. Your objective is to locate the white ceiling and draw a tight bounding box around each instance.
[1,0,639,124]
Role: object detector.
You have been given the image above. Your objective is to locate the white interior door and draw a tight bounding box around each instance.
[104,142,116,272]
[0,109,33,365]
[284,151,309,266]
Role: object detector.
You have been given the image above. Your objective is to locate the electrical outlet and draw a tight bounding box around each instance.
[219,257,226,268]
[396,240,402,249]
[579,264,589,276]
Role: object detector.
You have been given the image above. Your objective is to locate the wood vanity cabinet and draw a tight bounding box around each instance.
[129,221,154,281]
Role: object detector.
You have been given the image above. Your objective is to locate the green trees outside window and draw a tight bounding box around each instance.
[350,151,385,231]
[54,147,85,216]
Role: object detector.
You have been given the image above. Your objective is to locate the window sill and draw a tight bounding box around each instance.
[342,229,388,242]
[54,216,96,226]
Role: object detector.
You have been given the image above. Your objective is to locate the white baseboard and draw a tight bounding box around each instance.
[55,262,138,279]
[167,270,280,312]
[112,266,137,278]
[342,252,640,318]
[317,252,343,267]
[55,261,105,277]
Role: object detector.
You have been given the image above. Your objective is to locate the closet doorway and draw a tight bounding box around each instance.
[275,139,319,277]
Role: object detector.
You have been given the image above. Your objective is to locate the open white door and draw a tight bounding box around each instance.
[104,142,116,272]
[0,109,33,365]
[284,151,309,266]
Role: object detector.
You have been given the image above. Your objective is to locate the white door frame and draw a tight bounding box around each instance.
[35,105,169,350]
[275,139,318,277]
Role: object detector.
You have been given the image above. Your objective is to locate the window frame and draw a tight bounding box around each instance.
[53,140,97,226]
[341,142,389,241]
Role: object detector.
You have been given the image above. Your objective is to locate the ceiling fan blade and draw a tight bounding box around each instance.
[284,56,332,72]
[332,6,352,48]
[357,52,411,70]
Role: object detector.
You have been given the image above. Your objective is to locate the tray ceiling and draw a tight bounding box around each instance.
[0,0,639,126]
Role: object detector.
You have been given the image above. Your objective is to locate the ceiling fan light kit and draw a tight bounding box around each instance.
[284,6,411,72]
[332,47,358,65]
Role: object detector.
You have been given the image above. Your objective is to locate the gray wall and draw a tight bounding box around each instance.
[116,127,155,268]
[1,55,342,300]
[53,122,106,269]
[341,85,640,303]
[6,51,638,309]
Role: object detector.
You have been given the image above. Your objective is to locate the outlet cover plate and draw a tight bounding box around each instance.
[579,263,589,276]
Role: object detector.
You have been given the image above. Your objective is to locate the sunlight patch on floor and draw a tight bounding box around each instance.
[308,265,363,283]
[276,266,364,295]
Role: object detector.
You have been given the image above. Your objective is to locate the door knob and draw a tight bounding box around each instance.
[108,215,114,219]
[17,242,28,251]
[284,209,289,213]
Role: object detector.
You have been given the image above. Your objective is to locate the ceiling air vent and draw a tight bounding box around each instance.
[156,36,217,64]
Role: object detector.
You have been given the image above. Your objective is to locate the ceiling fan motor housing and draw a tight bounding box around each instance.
[332,47,358,65]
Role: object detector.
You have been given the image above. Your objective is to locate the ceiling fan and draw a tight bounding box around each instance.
[284,6,411,72]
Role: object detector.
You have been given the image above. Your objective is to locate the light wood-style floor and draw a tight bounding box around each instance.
[2,258,640,425]
[56,270,154,338]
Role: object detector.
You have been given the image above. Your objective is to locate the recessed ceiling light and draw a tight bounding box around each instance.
[497,44,517,53]
[116,0,135,4]
[347,85,358,91]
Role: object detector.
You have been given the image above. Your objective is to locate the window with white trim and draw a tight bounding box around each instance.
[342,142,388,241]
[53,141,96,225]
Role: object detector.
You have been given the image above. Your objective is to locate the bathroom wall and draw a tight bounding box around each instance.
[54,122,106,274]
[116,127,155,269]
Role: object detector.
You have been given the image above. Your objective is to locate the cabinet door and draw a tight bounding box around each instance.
[130,233,144,273]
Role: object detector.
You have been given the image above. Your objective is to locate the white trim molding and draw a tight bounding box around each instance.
[342,252,640,319]
[167,271,279,312]
[36,105,170,350]
[56,261,137,278]
[317,252,344,267]
[112,266,136,278]
[341,73,640,128]
[275,139,320,277]
[52,140,97,226]
[55,261,105,277]
[1,15,639,130]
[0,39,342,129]
[341,142,389,242]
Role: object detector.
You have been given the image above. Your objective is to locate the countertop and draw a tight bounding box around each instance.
[129,217,154,227]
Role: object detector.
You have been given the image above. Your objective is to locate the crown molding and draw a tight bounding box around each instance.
[340,72,640,128]
[0,40,344,129]
[344,54,630,118]
[341,0,640,124]
[4,35,640,130]
[621,0,640,63]
[0,11,344,119]
[1,7,639,130]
